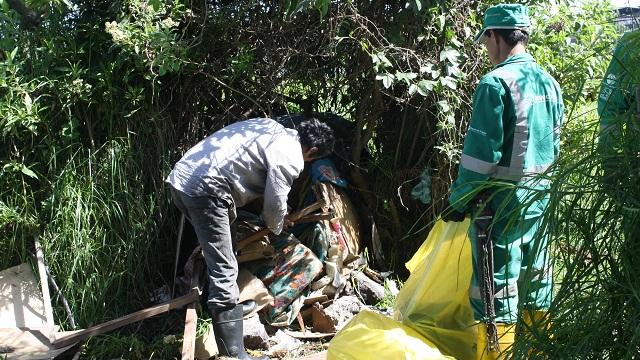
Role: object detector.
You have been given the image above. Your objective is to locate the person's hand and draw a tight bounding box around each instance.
[442,200,465,222]
[283,214,295,230]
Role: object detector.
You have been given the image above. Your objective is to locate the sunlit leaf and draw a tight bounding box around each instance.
[416,80,435,96]
[20,165,38,179]
[24,93,32,113]
[376,73,394,89]
[439,47,460,63]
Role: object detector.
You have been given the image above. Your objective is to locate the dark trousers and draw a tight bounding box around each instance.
[170,187,239,311]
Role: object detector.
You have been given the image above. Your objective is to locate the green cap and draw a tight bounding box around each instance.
[474,4,532,43]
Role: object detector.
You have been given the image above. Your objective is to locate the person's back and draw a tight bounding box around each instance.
[475,53,563,219]
[443,5,563,358]
[168,118,303,209]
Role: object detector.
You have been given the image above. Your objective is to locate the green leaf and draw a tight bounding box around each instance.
[293,0,313,14]
[8,47,18,62]
[419,63,433,74]
[395,71,417,84]
[440,76,457,90]
[414,0,422,11]
[20,165,38,179]
[408,83,418,96]
[437,100,450,113]
[437,15,446,31]
[376,73,395,89]
[149,0,161,11]
[371,53,392,70]
[316,0,329,18]
[416,80,435,96]
[439,47,460,63]
[24,93,32,113]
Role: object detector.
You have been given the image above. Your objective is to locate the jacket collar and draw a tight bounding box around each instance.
[493,52,534,70]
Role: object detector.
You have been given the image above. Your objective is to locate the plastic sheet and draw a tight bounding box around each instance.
[328,219,475,359]
[395,218,475,360]
[327,310,455,360]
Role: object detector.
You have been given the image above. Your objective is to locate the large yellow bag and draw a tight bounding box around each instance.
[327,310,455,360]
[394,219,476,360]
[328,219,475,360]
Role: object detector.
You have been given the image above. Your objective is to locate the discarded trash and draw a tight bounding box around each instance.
[328,219,475,360]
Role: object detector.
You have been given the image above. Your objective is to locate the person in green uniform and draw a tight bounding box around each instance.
[597,30,640,330]
[441,4,564,359]
[597,29,640,197]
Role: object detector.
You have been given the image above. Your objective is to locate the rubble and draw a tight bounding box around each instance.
[0,152,385,360]
[352,271,386,305]
[267,329,303,357]
[243,315,269,350]
[310,296,365,333]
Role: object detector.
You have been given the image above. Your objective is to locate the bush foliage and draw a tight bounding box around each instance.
[0,0,623,357]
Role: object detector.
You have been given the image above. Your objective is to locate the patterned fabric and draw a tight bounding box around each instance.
[297,222,330,262]
[255,234,323,325]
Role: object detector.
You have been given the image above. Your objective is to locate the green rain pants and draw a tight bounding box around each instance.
[469,215,552,324]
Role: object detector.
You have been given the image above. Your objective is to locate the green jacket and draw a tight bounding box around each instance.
[448,53,564,220]
[598,30,640,149]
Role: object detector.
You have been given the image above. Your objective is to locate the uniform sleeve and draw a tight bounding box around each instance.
[597,32,637,150]
[448,80,505,213]
[262,138,304,235]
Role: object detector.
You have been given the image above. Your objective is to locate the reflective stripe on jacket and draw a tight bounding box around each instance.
[449,53,564,219]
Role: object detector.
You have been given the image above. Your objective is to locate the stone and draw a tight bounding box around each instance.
[311,295,364,333]
[243,314,269,350]
[194,322,218,360]
[352,271,385,305]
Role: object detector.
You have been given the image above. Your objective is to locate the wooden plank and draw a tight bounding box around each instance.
[303,295,328,305]
[296,311,306,335]
[236,201,325,251]
[0,327,80,360]
[34,235,54,328]
[52,291,198,348]
[181,258,202,360]
[180,302,197,360]
[236,228,270,251]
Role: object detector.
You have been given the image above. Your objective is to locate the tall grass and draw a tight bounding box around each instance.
[41,139,168,325]
[511,102,640,358]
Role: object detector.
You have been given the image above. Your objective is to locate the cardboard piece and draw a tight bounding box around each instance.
[237,269,272,317]
[315,183,361,255]
[0,327,78,360]
[194,322,218,360]
[0,264,48,328]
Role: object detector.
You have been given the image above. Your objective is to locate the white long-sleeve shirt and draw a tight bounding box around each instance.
[166,118,304,234]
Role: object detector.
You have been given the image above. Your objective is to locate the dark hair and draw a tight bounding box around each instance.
[297,118,335,158]
[489,28,529,46]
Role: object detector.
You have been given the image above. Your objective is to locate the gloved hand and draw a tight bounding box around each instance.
[442,200,465,222]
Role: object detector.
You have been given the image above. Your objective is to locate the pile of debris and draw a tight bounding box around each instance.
[175,164,395,359]
[0,161,393,360]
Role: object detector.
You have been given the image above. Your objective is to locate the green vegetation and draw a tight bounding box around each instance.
[0,0,632,358]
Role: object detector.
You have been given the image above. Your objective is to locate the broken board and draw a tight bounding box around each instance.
[0,328,78,360]
[0,264,78,359]
[0,264,48,328]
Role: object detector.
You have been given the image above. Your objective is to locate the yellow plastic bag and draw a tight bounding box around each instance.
[328,219,475,360]
[394,218,476,360]
[327,310,455,360]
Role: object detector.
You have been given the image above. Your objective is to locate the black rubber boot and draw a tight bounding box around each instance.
[241,300,257,316]
[212,305,267,360]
